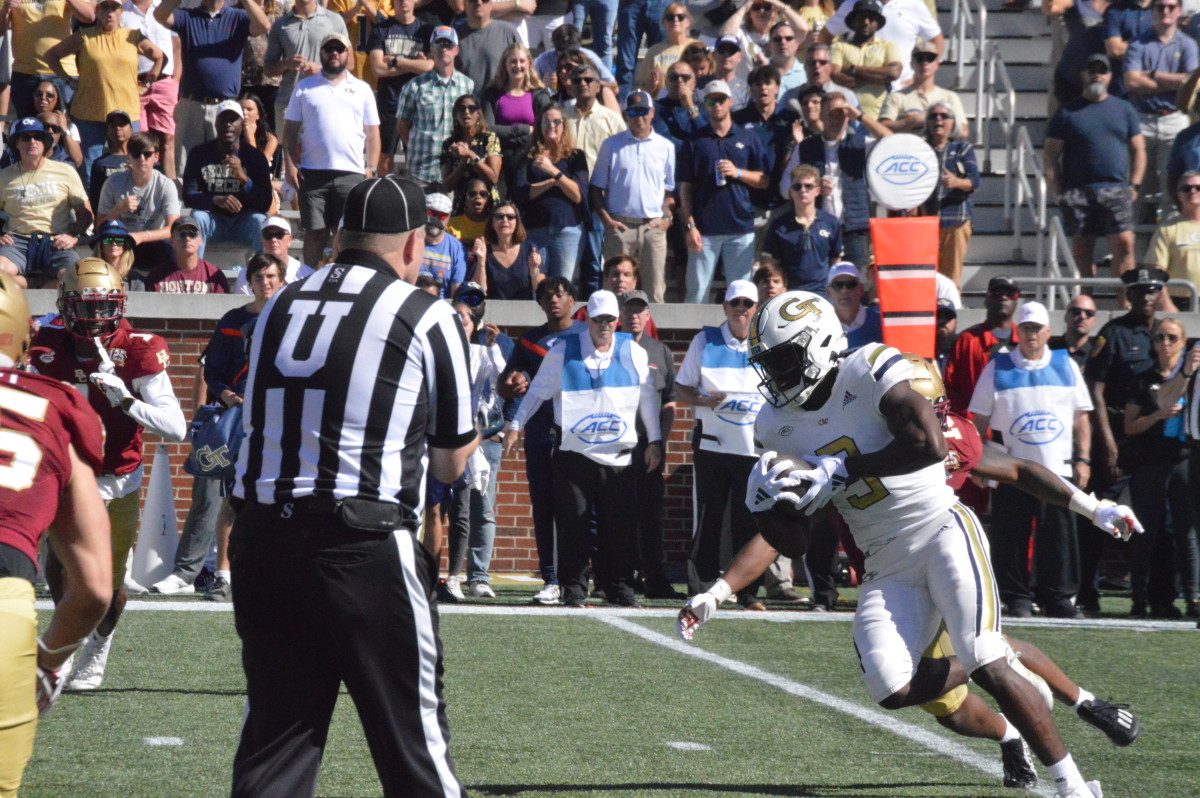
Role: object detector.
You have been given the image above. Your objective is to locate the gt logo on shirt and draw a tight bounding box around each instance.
[570,413,627,444]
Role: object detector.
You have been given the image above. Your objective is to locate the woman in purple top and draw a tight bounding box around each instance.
[481,43,553,171]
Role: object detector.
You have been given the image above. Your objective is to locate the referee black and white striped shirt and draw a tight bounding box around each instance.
[234,247,476,528]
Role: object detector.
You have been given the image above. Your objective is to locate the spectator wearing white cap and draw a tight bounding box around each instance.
[968,300,1095,619]
[97,130,182,272]
[183,99,273,257]
[262,0,349,125]
[234,216,314,293]
[675,280,768,608]
[826,261,882,349]
[680,79,770,303]
[283,31,380,269]
[420,192,469,299]
[505,288,663,608]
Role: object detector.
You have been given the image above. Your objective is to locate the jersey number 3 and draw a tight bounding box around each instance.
[816,436,890,510]
[0,386,48,492]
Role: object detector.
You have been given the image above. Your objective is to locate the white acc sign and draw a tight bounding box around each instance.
[865,133,939,211]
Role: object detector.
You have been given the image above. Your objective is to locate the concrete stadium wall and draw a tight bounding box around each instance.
[28,291,1194,576]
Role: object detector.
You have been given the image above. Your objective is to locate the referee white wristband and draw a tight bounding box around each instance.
[1068,490,1101,520]
[706,578,733,604]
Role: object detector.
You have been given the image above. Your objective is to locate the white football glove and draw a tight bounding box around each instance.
[745,450,803,513]
[794,453,850,516]
[35,663,65,717]
[93,337,116,374]
[677,593,718,641]
[1093,500,1144,542]
[89,372,132,408]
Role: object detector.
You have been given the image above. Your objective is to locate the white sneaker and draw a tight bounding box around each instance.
[1059,780,1103,798]
[123,578,148,596]
[150,574,194,595]
[531,584,561,605]
[65,630,114,691]
[1006,644,1054,710]
[469,581,496,598]
[444,575,464,601]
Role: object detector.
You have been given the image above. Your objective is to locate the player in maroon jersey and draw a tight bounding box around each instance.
[31,258,187,691]
[0,273,111,794]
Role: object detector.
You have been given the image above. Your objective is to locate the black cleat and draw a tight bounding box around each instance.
[1078,698,1140,746]
[1000,738,1037,789]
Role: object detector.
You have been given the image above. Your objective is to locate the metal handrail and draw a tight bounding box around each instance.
[1019,275,1199,310]
[951,0,988,109]
[1041,216,1078,309]
[1008,125,1047,269]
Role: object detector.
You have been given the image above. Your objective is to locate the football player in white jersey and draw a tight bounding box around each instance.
[677,291,1102,798]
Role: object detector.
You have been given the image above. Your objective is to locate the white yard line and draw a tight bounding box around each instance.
[142,737,184,746]
[594,614,1059,798]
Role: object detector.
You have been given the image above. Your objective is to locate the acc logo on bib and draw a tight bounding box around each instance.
[1009,411,1063,446]
[715,396,762,426]
[571,412,627,443]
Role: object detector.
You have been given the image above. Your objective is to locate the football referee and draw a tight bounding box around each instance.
[229,175,478,798]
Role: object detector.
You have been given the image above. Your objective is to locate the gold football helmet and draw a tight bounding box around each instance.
[903,353,950,424]
[58,257,126,341]
[0,272,32,366]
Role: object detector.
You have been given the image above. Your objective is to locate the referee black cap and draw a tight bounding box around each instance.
[342,176,426,234]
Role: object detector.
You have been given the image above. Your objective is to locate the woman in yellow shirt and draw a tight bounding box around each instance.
[44,0,164,177]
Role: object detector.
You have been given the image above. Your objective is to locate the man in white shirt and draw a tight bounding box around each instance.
[969,301,1094,620]
[823,0,943,90]
[282,32,380,267]
[123,0,182,178]
[234,216,313,293]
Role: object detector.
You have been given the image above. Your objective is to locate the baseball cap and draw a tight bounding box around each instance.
[912,39,938,57]
[626,90,653,112]
[1085,53,1110,72]
[1121,267,1168,287]
[321,32,353,50]
[703,80,732,100]
[714,35,741,52]
[725,279,757,304]
[936,298,957,318]
[619,289,649,308]
[1014,301,1050,328]
[106,109,133,126]
[426,193,453,215]
[214,99,244,120]
[342,176,427,234]
[9,117,53,146]
[454,281,486,307]
[987,275,1019,294]
[588,290,619,319]
[431,25,459,47]
[826,261,862,285]
[172,214,201,233]
[91,219,135,247]
[260,215,291,234]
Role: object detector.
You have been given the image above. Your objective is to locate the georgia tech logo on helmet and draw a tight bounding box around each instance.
[778,295,823,322]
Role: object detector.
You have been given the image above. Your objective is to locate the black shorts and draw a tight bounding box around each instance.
[1060,185,1134,238]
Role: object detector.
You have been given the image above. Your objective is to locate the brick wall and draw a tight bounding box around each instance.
[135,316,704,574]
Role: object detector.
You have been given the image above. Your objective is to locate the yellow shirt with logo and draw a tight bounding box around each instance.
[831,35,901,120]
[1148,219,1200,301]
[0,159,89,235]
[11,0,78,77]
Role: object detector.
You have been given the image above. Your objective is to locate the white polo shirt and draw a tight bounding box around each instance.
[968,347,1093,476]
[284,71,381,173]
[123,0,176,77]
[590,129,676,219]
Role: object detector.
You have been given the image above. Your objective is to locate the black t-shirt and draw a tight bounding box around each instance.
[633,333,676,442]
[368,18,435,111]
[1121,367,1189,467]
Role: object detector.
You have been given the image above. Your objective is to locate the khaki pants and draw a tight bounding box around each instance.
[602,217,668,303]
[938,220,972,289]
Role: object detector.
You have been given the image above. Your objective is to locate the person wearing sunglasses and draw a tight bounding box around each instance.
[655,61,707,149]
[1121,316,1198,619]
[633,2,698,99]
[440,93,503,213]
[1122,0,1195,225]
[86,111,137,214]
[943,275,1020,414]
[263,0,352,125]
[471,201,545,300]
[145,215,231,293]
[87,219,146,291]
[1145,169,1200,312]
[675,280,767,608]
[95,132,181,276]
[763,163,842,295]
[717,0,811,80]
[0,110,78,170]
[825,261,882,349]
[455,0,522,101]
[821,0,943,92]
[878,40,968,138]
[969,301,1096,621]
[232,216,313,293]
[918,102,978,290]
[1044,54,1143,287]
[705,34,750,111]
[828,0,902,120]
[505,288,663,609]
[397,26,476,188]
[3,0,97,119]
[419,192,469,299]
[448,177,496,244]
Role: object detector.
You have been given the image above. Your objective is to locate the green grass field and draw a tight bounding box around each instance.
[23,586,1200,798]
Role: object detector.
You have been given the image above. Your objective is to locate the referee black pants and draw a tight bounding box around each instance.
[229,503,466,798]
[553,449,637,603]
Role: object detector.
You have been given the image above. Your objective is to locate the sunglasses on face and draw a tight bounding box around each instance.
[542,117,564,127]
[572,76,596,85]
[751,4,772,10]
[131,150,157,159]
[989,288,1020,299]
[101,237,127,247]
[791,182,818,192]
[33,91,56,99]
[727,299,755,309]
[830,280,860,291]
[457,104,479,113]
[262,230,288,240]
[1086,64,1109,74]
[1155,333,1181,342]
[427,209,450,220]
[466,190,489,198]
[493,212,517,221]
[15,135,41,145]
[1180,184,1200,193]
[928,112,953,120]
[626,107,650,117]
[175,229,200,239]
[322,43,347,54]
[44,124,63,134]
[704,96,729,106]
[591,314,616,325]
[668,73,693,82]
[772,35,795,43]
[1067,307,1096,318]
[914,52,938,64]
[665,13,688,21]
[716,46,740,56]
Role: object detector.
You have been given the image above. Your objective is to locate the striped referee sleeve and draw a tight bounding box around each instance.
[420,301,476,448]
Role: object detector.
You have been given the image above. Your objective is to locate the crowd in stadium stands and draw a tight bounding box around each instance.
[1,0,1195,622]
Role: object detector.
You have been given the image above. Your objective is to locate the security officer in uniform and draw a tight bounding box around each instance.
[505,290,663,608]
[230,176,478,798]
[676,280,766,608]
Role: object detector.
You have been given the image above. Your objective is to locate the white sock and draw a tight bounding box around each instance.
[216,570,231,583]
[1048,753,1085,795]
[997,715,1021,743]
[1072,688,1095,714]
